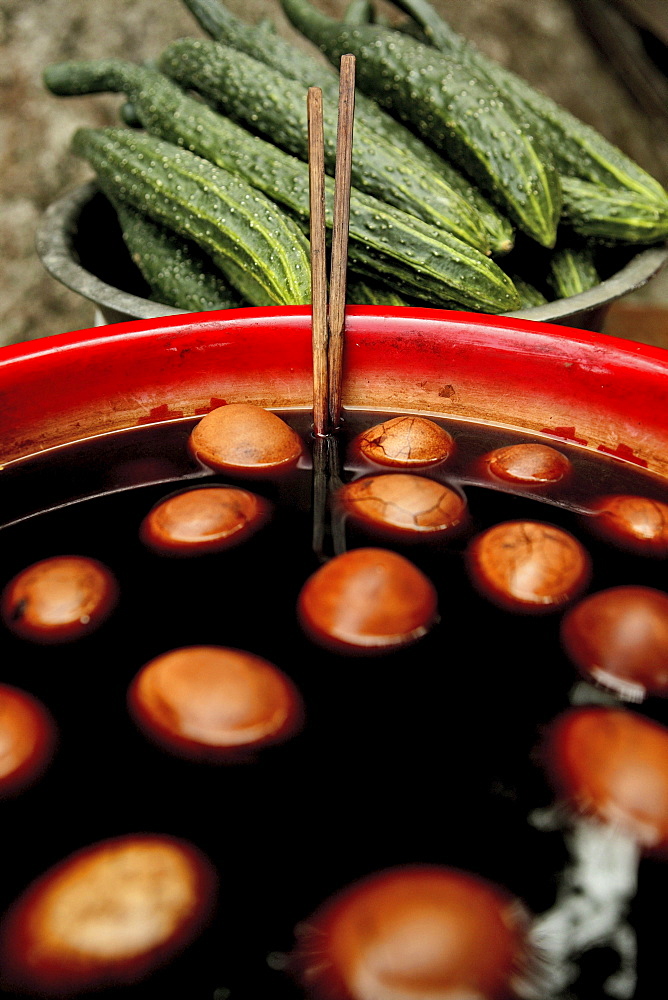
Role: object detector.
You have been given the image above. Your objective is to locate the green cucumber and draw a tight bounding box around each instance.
[546,245,600,300]
[313,190,518,312]
[181,0,514,254]
[561,176,668,244]
[343,0,375,24]
[343,0,428,39]
[70,127,311,307]
[158,37,491,254]
[347,278,415,306]
[390,0,668,217]
[113,199,245,311]
[507,276,548,309]
[45,61,519,311]
[279,0,562,247]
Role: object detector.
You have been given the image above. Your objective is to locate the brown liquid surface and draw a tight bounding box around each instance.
[1,410,667,1000]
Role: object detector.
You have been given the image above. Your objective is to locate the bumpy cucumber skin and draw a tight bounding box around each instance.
[561,177,668,244]
[329,193,519,312]
[546,245,600,300]
[46,60,519,312]
[279,0,561,248]
[181,0,514,254]
[71,127,311,307]
[113,200,245,311]
[392,0,668,215]
[158,37,491,255]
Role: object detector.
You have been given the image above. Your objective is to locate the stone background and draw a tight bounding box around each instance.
[2,0,668,345]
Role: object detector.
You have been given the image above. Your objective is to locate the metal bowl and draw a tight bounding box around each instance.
[37,181,668,331]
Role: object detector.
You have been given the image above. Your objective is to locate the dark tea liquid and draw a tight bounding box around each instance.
[1,411,667,1000]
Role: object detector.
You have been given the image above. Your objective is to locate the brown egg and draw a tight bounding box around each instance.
[1,556,118,643]
[561,586,668,701]
[189,403,303,476]
[543,707,668,853]
[466,520,590,613]
[352,416,454,468]
[294,865,532,1000]
[0,834,216,995]
[337,474,467,539]
[128,646,302,760]
[586,494,668,556]
[0,684,56,798]
[140,486,270,556]
[482,443,571,486]
[297,548,438,654]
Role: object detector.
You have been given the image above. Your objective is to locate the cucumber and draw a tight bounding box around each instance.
[70,127,311,307]
[179,0,429,164]
[158,37,491,254]
[279,0,562,247]
[561,176,668,244]
[181,0,514,254]
[343,0,375,24]
[342,245,464,307]
[113,199,245,311]
[344,0,428,39]
[390,0,668,216]
[347,278,415,306]
[45,61,519,311]
[546,245,600,300]
[507,276,548,309]
[312,192,519,312]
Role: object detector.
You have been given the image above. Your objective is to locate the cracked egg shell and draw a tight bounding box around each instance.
[561,586,668,701]
[293,864,532,1000]
[586,494,668,557]
[128,646,302,760]
[337,474,468,540]
[466,520,590,614]
[0,833,216,996]
[0,684,56,798]
[189,403,303,477]
[297,548,438,654]
[543,707,668,853]
[351,416,454,468]
[140,486,270,556]
[1,556,118,643]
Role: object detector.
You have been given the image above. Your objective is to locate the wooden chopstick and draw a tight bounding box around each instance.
[307,57,356,559]
[328,54,356,431]
[307,85,329,439]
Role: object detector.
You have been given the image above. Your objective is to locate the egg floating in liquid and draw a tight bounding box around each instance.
[139,486,271,557]
[0,834,216,996]
[1,555,118,643]
[0,684,56,799]
[128,645,303,760]
[293,865,534,1000]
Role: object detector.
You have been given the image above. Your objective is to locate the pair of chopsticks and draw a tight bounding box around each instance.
[308,54,356,438]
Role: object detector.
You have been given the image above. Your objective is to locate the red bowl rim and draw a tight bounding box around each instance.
[1,305,667,478]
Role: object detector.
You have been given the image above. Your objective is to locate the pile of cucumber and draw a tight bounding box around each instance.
[44,0,668,314]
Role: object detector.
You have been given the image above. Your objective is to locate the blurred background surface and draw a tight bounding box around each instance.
[2,0,668,346]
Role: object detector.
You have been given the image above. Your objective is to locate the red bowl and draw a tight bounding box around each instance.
[1,306,668,479]
[1,307,667,999]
